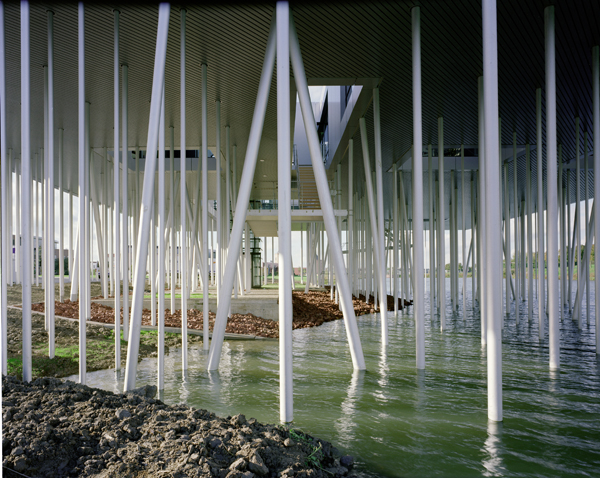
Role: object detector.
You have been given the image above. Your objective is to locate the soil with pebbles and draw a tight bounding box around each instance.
[2,376,357,478]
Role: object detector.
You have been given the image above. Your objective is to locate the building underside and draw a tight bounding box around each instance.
[1,0,600,424]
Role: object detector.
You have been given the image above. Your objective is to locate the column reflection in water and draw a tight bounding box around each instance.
[334,370,365,448]
[375,341,390,402]
[180,371,190,404]
[483,420,505,476]
[415,368,426,412]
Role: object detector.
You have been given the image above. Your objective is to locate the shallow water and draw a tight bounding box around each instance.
[73,279,600,477]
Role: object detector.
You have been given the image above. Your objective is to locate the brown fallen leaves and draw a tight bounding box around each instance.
[29,289,412,339]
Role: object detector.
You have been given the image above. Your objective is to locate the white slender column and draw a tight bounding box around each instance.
[123,2,170,391]
[21,0,33,375]
[225,125,231,300]
[450,170,456,309]
[559,154,565,319]
[526,144,533,321]
[84,102,90,348]
[373,88,388,336]
[483,0,502,422]
[536,89,545,334]
[513,133,519,320]
[122,63,129,340]
[169,126,175,312]
[575,118,581,323]
[180,8,188,370]
[58,129,64,302]
[471,174,476,299]
[102,151,109,299]
[393,162,399,316]
[290,15,365,368]
[201,62,209,350]
[276,0,293,422]
[504,163,510,316]
[545,6,559,369]
[461,145,466,312]
[412,5,425,369]
[438,117,445,329]
[216,100,222,304]
[429,144,435,305]
[478,76,487,345]
[113,8,121,367]
[77,2,86,384]
[158,79,166,389]
[15,159,21,286]
[46,10,55,357]
[585,132,590,322]
[348,140,354,295]
[593,45,600,353]
[0,0,7,375]
[69,191,73,282]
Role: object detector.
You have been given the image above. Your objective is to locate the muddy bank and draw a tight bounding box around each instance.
[31,289,405,340]
[31,300,280,339]
[354,292,413,312]
[5,307,203,381]
[2,376,357,478]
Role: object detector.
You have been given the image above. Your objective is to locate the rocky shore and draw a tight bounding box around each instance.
[2,376,357,478]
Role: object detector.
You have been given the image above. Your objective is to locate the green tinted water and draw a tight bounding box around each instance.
[75,281,600,477]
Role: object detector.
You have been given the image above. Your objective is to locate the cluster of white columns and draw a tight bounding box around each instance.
[2,0,600,428]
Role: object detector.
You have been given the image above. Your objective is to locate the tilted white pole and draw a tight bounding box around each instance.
[412,6,425,369]
[123,3,170,392]
[180,8,188,370]
[290,14,365,369]
[122,63,129,340]
[158,80,166,389]
[536,88,545,334]
[593,45,600,354]
[373,88,388,342]
[113,9,121,368]
[77,1,86,384]
[206,18,277,370]
[47,9,55,358]
[359,119,385,315]
[0,0,7,375]
[276,0,293,423]
[545,6,559,370]
[483,0,502,422]
[202,63,209,350]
